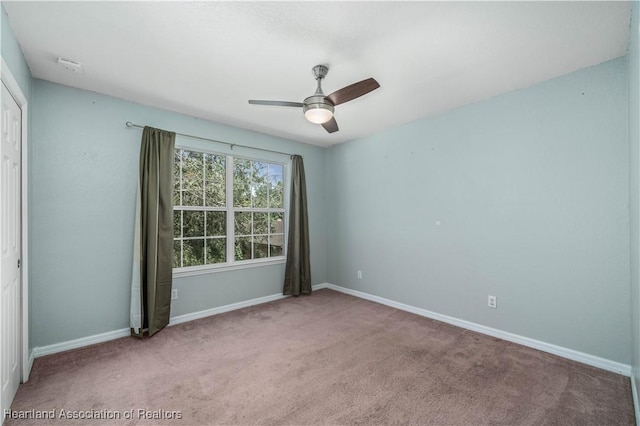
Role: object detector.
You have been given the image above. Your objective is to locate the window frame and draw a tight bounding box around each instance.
[172,142,288,277]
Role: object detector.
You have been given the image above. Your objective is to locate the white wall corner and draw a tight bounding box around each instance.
[324,283,632,377]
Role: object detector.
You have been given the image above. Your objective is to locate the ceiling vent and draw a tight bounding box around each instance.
[57,57,83,74]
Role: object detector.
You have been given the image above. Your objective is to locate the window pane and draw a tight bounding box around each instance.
[173,150,181,206]
[254,236,268,259]
[206,211,226,237]
[174,150,182,171]
[205,154,226,207]
[269,164,284,208]
[173,240,181,268]
[269,186,283,209]
[253,161,268,179]
[206,238,226,264]
[234,212,252,236]
[173,210,182,238]
[183,211,204,237]
[205,182,225,207]
[233,159,252,207]
[252,162,268,208]
[269,192,284,257]
[182,190,203,207]
[270,235,284,257]
[182,151,203,191]
[253,180,268,208]
[173,188,181,207]
[270,213,284,234]
[235,237,252,261]
[183,238,205,267]
[269,164,283,180]
[254,212,268,234]
[233,183,251,208]
[205,153,225,181]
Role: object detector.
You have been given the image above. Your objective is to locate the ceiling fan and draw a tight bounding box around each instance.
[248,65,380,134]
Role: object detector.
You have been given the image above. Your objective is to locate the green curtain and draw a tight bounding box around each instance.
[283,155,311,296]
[130,126,175,337]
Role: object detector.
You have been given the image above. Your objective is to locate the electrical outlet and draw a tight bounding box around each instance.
[357,270,363,279]
[171,289,178,300]
[488,295,497,309]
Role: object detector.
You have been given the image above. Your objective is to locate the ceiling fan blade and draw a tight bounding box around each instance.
[326,78,380,106]
[248,100,304,108]
[322,117,339,134]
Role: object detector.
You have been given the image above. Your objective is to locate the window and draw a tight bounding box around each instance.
[173,148,286,272]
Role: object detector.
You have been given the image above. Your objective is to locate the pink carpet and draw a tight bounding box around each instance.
[5,289,635,425]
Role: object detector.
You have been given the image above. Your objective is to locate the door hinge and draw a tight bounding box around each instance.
[17,259,20,268]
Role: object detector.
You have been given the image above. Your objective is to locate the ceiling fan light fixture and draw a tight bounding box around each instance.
[303,97,334,124]
[304,105,333,124]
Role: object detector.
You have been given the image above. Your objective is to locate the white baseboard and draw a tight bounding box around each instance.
[171,283,327,325]
[32,284,328,359]
[324,283,632,377]
[32,327,131,358]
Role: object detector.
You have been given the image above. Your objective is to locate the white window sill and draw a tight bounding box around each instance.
[173,257,286,278]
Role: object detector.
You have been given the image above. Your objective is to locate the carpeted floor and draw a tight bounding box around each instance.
[5,289,635,425]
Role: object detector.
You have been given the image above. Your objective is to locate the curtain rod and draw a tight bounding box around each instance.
[125,122,297,158]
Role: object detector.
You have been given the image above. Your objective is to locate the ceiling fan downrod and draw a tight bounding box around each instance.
[312,65,329,96]
[304,65,334,123]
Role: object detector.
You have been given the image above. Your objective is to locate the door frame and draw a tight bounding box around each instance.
[0,57,30,382]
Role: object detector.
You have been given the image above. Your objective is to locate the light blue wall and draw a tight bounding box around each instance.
[629,0,640,409]
[326,58,631,364]
[30,79,327,348]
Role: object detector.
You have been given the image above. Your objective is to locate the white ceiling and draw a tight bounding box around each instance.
[3,1,632,147]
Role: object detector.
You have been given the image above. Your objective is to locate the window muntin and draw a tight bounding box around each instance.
[173,148,285,271]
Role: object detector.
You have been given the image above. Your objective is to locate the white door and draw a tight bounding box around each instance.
[0,81,21,418]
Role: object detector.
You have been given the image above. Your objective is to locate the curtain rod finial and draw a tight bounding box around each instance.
[126,121,133,128]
